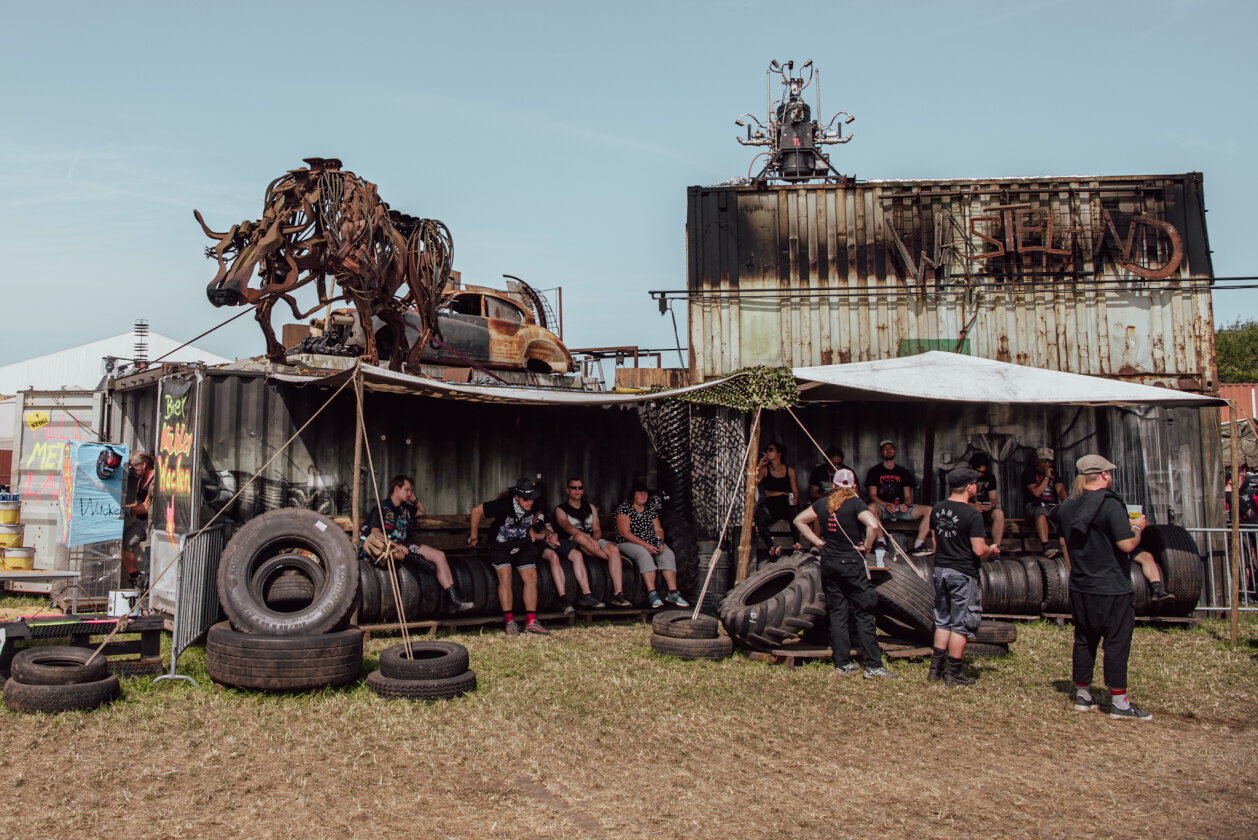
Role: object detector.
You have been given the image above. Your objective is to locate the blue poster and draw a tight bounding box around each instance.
[60,441,130,547]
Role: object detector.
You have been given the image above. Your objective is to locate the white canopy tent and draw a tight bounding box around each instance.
[794,351,1225,407]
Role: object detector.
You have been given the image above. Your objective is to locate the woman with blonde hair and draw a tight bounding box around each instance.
[794,468,898,679]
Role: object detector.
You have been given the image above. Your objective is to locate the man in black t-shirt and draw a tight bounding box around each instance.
[360,474,474,613]
[928,467,999,686]
[1058,454,1153,721]
[967,451,1005,549]
[469,477,550,636]
[1022,446,1067,557]
[807,447,855,502]
[864,440,933,556]
[554,476,628,608]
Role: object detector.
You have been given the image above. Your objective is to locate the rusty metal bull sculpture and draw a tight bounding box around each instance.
[195,157,453,371]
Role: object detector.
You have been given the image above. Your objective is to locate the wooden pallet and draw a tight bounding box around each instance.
[1042,612,1201,628]
[746,637,933,667]
[359,607,658,640]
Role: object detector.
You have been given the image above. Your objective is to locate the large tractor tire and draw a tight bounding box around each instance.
[872,553,936,640]
[718,553,826,651]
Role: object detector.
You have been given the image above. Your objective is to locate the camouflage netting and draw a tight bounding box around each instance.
[653,365,800,411]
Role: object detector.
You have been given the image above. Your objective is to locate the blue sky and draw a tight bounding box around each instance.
[2,0,1255,366]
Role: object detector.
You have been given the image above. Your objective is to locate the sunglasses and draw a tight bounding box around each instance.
[568,485,584,490]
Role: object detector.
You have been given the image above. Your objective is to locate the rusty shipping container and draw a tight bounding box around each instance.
[686,174,1215,389]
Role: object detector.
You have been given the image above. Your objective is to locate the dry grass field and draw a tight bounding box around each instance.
[1,611,1255,840]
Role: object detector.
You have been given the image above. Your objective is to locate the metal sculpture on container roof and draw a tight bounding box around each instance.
[735,59,855,183]
[194,157,453,371]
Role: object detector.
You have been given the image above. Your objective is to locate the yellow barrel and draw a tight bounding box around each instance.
[1,546,34,570]
[0,500,18,525]
[0,523,23,549]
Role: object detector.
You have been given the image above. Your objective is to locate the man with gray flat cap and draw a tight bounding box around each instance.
[1057,454,1153,720]
[469,477,549,636]
[927,467,999,685]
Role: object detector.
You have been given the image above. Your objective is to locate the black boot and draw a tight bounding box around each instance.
[927,648,947,682]
[446,584,474,613]
[1151,581,1173,602]
[944,656,976,686]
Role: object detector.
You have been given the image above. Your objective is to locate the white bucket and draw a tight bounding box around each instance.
[108,589,142,618]
[0,500,19,525]
[1,546,34,570]
[0,524,23,549]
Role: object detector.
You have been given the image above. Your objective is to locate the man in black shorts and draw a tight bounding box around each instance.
[469,477,549,636]
[1058,454,1153,720]
[360,474,474,613]
[928,467,999,686]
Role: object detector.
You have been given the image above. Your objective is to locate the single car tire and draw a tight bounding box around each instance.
[357,558,382,624]
[649,633,733,661]
[965,642,1009,659]
[365,668,477,701]
[4,674,120,714]
[1017,556,1045,615]
[1001,558,1030,615]
[376,562,423,624]
[652,609,719,639]
[980,561,1009,615]
[264,570,317,611]
[217,509,359,636]
[974,620,1017,645]
[205,622,364,691]
[378,641,469,681]
[1138,524,1203,616]
[10,645,110,686]
[719,553,826,650]
[1130,562,1152,616]
[1034,554,1070,614]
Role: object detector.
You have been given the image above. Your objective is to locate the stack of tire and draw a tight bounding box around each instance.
[207,509,363,691]
[365,641,477,701]
[717,553,827,651]
[3,646,120,714]
[354,554,657,624]
[871,553,1018,658]
[649,610,732,660]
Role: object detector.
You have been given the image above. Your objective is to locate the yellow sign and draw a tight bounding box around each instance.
[23,411,50,431]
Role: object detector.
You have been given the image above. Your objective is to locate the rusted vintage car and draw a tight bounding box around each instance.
[373,285,574,375]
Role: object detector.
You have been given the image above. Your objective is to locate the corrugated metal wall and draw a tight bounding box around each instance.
[114,371,656,529]
[687,174,1216,388]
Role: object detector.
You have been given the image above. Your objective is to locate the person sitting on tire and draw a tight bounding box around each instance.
[535,514,581,616]
[793,468,898,679]
[614,478,688,609]
[753,441,804,558]
[966,451,1006,551]
[554,476,624,608]
[469,477,550,636]
[361,474,474,613]
[864,440,934,557]
[927,467,1000,686]
[1023,446,1067,558]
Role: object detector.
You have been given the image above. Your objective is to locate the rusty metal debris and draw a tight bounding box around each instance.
[195,157,453,371]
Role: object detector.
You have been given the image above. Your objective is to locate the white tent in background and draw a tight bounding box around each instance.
[0,333,230,395]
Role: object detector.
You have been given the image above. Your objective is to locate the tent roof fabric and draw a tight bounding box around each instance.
[793,352,1225,407]
[0,332,230,394]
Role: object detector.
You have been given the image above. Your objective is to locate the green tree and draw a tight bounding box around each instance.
[1216,318,1258,382]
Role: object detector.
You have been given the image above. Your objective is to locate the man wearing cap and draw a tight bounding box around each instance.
[927,467,1000,686]
[794,468,898,679]
[469,477,550,636]
[1022,446,1067,558]
[864,440,933,556]
[361,475,475,614]
[1057,454,1153,720]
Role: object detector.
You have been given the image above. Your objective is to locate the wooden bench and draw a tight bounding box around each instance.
[333,513,620,555]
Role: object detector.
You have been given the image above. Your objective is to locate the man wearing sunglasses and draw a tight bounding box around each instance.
[554,478,629,608]
[1022,446,1067,558]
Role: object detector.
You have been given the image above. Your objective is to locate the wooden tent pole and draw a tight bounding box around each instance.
[735,410,762,584]
[352,366,364,530]
[1230,401,1241,646]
